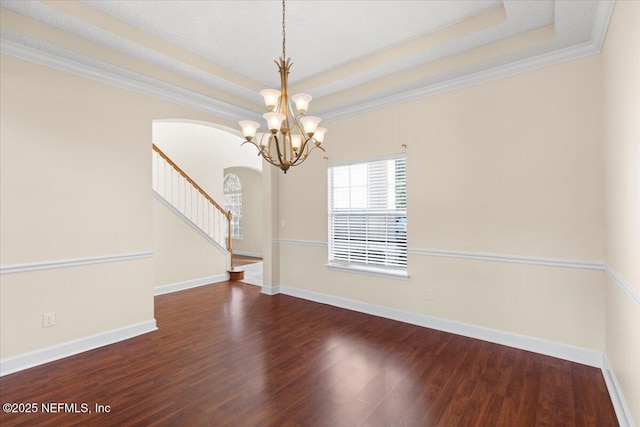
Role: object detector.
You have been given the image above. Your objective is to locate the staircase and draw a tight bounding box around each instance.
[152,144,243,280]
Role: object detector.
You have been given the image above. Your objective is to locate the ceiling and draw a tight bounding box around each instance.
[0,1,614,123]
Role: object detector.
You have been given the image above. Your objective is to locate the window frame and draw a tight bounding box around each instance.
[223,174,243,239]
[326,154,408,280]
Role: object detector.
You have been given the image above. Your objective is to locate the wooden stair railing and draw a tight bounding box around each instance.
[152,144,234,269]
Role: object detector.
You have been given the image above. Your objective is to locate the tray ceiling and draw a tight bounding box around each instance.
[0,1,614,122]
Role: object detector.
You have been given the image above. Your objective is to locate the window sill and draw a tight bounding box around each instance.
[325,263,409,280]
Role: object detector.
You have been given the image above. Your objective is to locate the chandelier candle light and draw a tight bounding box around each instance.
[238,0,326,173]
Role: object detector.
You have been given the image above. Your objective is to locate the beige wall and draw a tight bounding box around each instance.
[152,197,227,287]
[263,164,281,292]
[0,54,232,359]
[224,167,263,257]
[602,1,640,424]
[1,5,637,421]
[277,54,605,351]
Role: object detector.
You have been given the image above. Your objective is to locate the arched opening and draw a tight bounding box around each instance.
[152,119,265,287]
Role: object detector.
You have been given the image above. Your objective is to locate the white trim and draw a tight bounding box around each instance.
[0,320,157,377]
[154,274,229,296]
[0,38,260,123]
[409,247,603,270]
[241,280,262,288]
[604,264,640,306]
[322,42,600,121]
[153,191,231,268]
[234,250,263,258]
[1,0,615,125]
[274,239,604,271]
[326,263,409,280]
[602,354,635,427]
[591,0,616,51]
[0,251,153,275]
[261,284,281,296]
[271,240,640,306]
[278,285,604,368]
[274,238,327,247]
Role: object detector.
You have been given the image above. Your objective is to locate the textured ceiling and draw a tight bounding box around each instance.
[0,1,614,122]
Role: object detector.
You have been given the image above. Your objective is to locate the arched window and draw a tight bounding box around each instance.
[223,174,242,238]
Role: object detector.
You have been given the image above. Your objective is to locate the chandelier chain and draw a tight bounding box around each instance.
[282,0,286,58]
[237,0,326,173]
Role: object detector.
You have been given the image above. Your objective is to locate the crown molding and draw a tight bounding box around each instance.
[0,0,615,124]
[321,0,615,121]
[0,38,261,124]
[321,41,600,121]
[591,0,616,51]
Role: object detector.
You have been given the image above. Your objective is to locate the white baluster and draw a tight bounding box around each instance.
[152,152,156,192]
[162,161,167,198]
[214,209,218,243]
[209,205,218,240]
[198,194,202,228]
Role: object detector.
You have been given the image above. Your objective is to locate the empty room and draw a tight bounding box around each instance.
[0,0,638,426]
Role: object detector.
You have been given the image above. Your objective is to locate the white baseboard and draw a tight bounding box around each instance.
[278,285,604,368]
[154,273,229,296]
[261,284,281,296]
[241,280,262,288]
[234,251,263,258]
[602,354,635,427]
[0,319,157,377]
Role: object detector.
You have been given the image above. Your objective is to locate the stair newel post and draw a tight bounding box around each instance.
[227,210,233,270]
[225,209,243,281]
[152,144,244,281]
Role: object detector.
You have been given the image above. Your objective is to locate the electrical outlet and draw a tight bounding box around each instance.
[425,289,435,301]
[42,312,55,328]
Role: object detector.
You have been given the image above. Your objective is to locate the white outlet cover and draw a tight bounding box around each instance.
[42,312,55,327]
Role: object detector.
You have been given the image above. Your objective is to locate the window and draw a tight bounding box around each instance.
[328,155,407,277]
[223,174,242,238]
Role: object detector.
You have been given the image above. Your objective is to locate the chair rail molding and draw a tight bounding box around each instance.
[0,251,153,275]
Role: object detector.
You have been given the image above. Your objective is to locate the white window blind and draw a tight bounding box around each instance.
[328,156,407,273]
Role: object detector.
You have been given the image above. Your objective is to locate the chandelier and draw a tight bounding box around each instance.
[238,0,326,174]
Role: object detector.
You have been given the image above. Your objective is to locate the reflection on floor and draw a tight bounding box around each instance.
[240,262,263,287]
[233,255,263,287]
[0,283,618,426]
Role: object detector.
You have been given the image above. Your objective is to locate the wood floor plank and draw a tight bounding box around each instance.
[0,282,618,426]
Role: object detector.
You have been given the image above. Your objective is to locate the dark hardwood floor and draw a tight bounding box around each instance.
[0,282,617,426]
